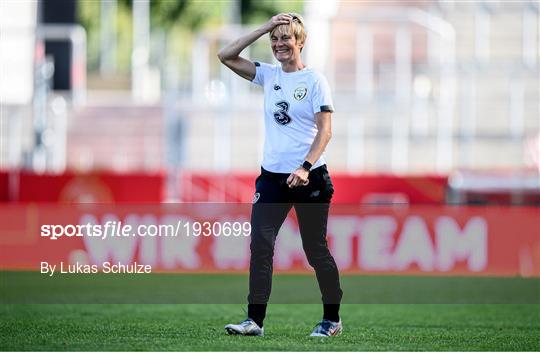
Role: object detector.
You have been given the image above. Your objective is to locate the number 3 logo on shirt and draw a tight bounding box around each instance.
[273,101,292,125]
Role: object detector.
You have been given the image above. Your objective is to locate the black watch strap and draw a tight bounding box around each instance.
[302,160,312,171]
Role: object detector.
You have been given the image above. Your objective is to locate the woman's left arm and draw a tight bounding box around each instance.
[286,111,332,188]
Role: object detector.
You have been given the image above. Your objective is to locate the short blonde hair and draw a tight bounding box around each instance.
[269,13,307,48]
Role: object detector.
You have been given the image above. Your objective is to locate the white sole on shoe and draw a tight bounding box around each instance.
[310,326,343,337]
[224,325,264,336]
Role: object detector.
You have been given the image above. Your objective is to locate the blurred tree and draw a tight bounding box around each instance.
[240,0,275,24]
[240,0,303,24]
[117,0,206,30]
[77,0,303,79]
[78,1,100,71]
[78,0,211,74]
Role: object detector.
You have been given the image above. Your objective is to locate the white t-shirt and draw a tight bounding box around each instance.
[252,62,334,173]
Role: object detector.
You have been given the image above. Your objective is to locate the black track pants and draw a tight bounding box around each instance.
[247,165,343,326]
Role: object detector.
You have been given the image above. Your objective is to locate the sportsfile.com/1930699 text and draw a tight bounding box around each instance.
[40,220,251,240]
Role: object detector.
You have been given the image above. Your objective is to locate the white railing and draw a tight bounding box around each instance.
[332,7,457,173]
[35,24,87,106]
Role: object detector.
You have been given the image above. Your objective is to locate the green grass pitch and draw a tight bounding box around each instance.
[1,304,539,351]
[0,272,539,351]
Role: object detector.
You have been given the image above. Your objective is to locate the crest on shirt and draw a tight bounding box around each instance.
[293,85,307,101]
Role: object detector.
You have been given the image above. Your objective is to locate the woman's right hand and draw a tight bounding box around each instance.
[217,13,292,81]
[261,13,293,33]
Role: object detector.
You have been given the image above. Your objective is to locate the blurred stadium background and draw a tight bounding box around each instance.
[0,0,539,276]
[1,0,539,203]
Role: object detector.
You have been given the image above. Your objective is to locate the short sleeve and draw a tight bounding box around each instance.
[312,74,334,113]
[252,62,275,87]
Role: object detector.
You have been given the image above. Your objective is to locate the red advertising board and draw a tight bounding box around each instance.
[1,204,538,276]
[0,171,447,204]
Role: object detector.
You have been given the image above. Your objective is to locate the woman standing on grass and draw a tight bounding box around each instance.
[218,13,343,337]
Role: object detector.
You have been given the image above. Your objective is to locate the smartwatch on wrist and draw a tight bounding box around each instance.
[301,160,312,172]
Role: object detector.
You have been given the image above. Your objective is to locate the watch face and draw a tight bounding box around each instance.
[302,161,312,171]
